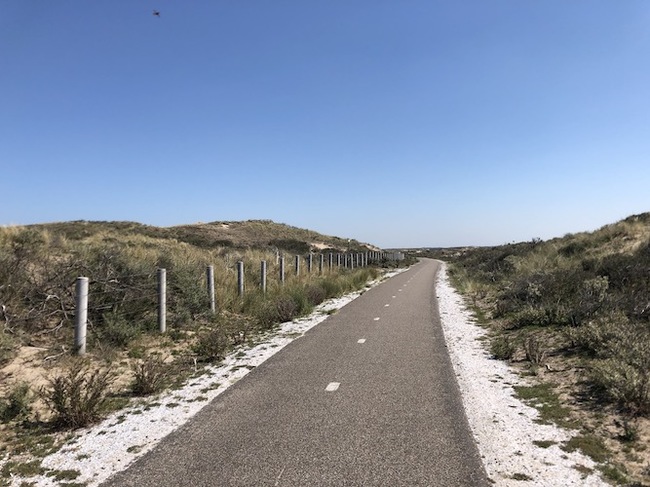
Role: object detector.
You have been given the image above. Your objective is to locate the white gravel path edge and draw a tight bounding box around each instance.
[436,262,607,486]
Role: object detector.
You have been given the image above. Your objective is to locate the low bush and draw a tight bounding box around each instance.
[589,325,650,414]
[565,311,629,356]
[253,296,299,326]
[0,382,32,423]
[305,284,326,306]
[193,327,230,363]
[523,334,548,365]
[319,278,342,299]
[130,354,170,396]
[0,331,17,365]
[41,360,115,429]
[490,334,516,361]
[99,313,141,349]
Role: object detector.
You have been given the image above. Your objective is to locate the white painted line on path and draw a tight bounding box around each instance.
[384,304,390,307]
[357,339,366,344]
[373,317,380,321]
[325,382,340,392]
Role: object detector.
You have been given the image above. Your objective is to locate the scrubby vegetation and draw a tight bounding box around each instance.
[423,213,650,484]
[0,219,393,482]
[0,219,380,360]
[445,214,650,414]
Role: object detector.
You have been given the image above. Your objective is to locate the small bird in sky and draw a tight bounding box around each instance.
[153,10,160,17]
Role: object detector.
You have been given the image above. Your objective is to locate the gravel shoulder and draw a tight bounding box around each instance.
[436,262,607,486]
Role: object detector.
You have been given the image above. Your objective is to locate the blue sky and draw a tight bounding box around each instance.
[2,1,649,248]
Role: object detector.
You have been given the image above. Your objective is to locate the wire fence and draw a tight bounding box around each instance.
[72,251,401,354]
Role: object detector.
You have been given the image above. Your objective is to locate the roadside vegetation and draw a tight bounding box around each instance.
[420,213,650,485]
[0,219,396,484]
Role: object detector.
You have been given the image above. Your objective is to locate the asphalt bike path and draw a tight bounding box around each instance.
[103,258,489,486]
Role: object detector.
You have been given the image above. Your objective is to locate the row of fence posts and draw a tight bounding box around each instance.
[73,251,394,355]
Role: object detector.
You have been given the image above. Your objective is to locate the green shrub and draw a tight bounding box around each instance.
[0,331,17,365]
[523,334,548,365]
[319,278,342,299]
[287,287,313,316]
[566,311,629,356]
[268,239,310,254]
[99,313,141,348]
[490,334,516,361]
[193,327,230,363]
[591,358,650,414]
[0,382,32,423]
[42,360,115,429]
[253,296,298,327]
[510,305,551,328]
[305,284,326,306]
[130,354,170,396]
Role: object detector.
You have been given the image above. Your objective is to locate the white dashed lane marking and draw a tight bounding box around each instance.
[357,339,366,344]
[373,317,380,321]
[325,382,340,392]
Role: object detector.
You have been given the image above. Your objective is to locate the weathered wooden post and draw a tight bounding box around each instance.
[319,254,324,275]
[261,260,267,294]
[337,253,341,267]
[307,253,313,274]
[158,268,166,333]
[207,265,216,313]
[328,253,333,271]
[74,277,89,355]
[237,261,244,296]
[295,255,300,276]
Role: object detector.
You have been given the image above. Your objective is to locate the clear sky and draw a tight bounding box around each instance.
[2,1,649,248]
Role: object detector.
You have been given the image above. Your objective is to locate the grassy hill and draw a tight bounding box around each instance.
[20,219,376,253]
[423,213,650,485]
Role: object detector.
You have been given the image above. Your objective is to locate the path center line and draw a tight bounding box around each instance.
[325,382,340,392]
